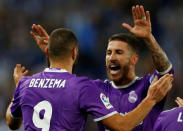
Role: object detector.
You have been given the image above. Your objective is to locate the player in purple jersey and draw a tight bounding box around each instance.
[153,107,183,131]
[152,97,183,131]
[98,5,174,131]
[28,5,174,131]
[6,28,174,131]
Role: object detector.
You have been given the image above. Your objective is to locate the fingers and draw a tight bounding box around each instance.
[136,5,141,19]
[14,64,29,76]
[23,70,29,76]
[146,11,151,22]
[175,97,183,107]
[132,5,149,21]
[148,74,173,103]
[31,24,49,38]
[132,6,137,20]
[158,74,172,88]
[38,25,49,37]
[160,74,173,86]
[122,23,133,31]
[140,5,146,19]
[30,31,39,42]
[157,74,173,93]
[132,5,143,19]
[175,99,183,107]
[151,75,158,85]
[14,64,21,73]
[21,66,26,72]
[32,24,42,36]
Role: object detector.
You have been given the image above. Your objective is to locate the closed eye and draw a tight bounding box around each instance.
[116,50,124,54]
[106,50,111,55]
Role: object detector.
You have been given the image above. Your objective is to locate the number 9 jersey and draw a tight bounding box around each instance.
[10,68,117,131]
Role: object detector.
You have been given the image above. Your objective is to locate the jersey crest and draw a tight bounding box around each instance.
[128,91,138,103]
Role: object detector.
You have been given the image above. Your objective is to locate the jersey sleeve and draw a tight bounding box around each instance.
[79,79,118,122]
[145,64,174,86]
[10,77,26,118]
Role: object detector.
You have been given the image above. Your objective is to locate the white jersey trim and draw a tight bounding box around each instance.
[111,76,139,89]
[156,64,172,75]
[94,111,118,122]
[162,107,183,113]
[44,68,68,73]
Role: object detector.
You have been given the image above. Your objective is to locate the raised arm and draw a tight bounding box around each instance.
[6,64,29,130]
[122,5,171,72]
[30,24,50,66]
[101,74,173,131]
[30,24,49,54]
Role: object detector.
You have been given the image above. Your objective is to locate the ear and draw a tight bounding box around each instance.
[72,47,78,62]
[131,54,139,65]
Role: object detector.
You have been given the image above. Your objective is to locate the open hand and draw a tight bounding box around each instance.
[122,5,151,39]
[14,64,29,87]
[30,24,49,54]
[147,74,173,104]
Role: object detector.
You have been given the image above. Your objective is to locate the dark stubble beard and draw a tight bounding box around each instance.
[113,64,130,86]
[107,58,131,86]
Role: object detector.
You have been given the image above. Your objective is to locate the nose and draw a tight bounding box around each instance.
[109,52,117,62]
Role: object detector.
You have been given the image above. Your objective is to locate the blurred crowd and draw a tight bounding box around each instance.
[0,0,183,130]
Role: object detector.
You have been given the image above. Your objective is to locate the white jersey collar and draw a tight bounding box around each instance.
[111,76,139,89]
[44,68,68,73]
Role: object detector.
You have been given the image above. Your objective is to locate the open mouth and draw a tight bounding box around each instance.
[109,65,121,70]
[109,65,121,75]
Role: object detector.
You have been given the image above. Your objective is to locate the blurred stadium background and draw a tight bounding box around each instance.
[0,0,182,130]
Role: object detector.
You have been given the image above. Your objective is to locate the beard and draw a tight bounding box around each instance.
[113,64,130,85]
[107,62,131,86]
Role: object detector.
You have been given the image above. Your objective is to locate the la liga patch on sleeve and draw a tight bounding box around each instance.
[100,93,113,109]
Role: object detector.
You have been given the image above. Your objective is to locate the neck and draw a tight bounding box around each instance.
[121,75,136,85]
[50,61,73,74]
[114,68,136,86]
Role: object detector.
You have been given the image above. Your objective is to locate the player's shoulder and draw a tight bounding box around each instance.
[156,107,183,122]
[18,76,31,87]
[94,79,109,86]
[69,75,95,87]
[161,107,183,116]
[15,76,32,93]
[18,71,47,87]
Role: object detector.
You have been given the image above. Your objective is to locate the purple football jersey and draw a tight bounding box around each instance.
[10,68,117,131]
[153,107,183,131]
[96,65,174,131]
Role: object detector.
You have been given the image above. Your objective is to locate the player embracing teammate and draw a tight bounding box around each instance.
[5,5,180,131]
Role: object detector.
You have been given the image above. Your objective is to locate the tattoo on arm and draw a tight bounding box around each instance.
[145,35,171,72]
[151,49,170,72]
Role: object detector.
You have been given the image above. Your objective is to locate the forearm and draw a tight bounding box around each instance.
[144,34,171,72]
[6,102,22,130]
[102,97,155,131]
[121,97,155,130]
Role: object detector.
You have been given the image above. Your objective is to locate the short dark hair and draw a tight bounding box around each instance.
[108,33,141,54]
[48,28,78,58]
